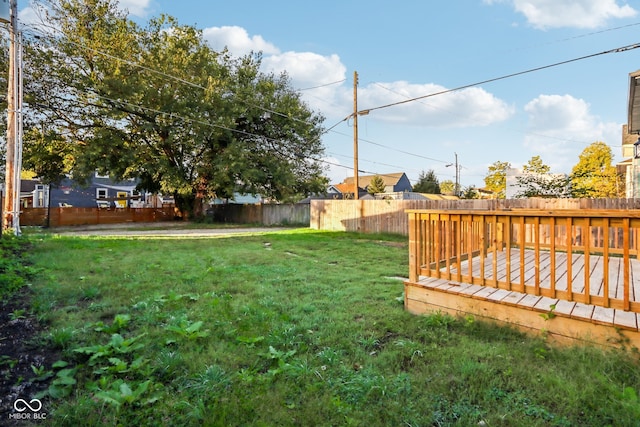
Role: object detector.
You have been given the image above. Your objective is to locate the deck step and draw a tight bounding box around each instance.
[410,276,638,332]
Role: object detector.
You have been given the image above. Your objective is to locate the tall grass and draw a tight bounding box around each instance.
[19,229,640,425]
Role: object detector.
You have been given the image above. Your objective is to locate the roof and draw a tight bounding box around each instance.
[418,193,459,200]
[342,172,406,188]
[20,180,40,193]
[332,183,360,194]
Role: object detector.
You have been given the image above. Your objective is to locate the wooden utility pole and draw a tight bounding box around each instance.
[454,152,460,196]
[2,0,19,234]
[353,71,359,200]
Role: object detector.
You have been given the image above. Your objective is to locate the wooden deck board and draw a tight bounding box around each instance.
[415,249,640,332]
[554,300,576,317]
[591,306,614,325]
[533,296,558,312]
[614,310,637,330]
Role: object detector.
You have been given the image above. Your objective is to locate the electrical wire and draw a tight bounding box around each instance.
[18,4,638,186]
[355,42,640,116]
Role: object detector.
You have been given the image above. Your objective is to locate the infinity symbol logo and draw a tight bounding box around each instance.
[13,398,43,412]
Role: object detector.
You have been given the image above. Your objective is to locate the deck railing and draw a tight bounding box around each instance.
[407,209,640,313]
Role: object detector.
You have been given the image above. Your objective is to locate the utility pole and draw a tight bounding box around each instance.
[352,71,359,200]
[454,152,460,197]
[446,152,461,197]
[2,0,20,235]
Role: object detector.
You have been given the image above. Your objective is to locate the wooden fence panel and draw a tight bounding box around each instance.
[21,207,176,227]
[207,204,309,225]
[311,199,640,235]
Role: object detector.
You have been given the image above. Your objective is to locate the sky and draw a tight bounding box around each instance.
[19,0,640,189]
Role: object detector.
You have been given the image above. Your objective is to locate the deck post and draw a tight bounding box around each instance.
[408,211,419,283]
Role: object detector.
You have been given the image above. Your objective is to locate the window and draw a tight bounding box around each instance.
[96,188,108,199]
[33,185,48,208]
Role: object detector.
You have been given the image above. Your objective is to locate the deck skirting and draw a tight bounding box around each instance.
[405,277,640,349]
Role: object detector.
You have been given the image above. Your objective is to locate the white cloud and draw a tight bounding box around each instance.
[202,26,279,57]
[262,52,347,114]
[485,0,637,29]
[18,0,151,29]
[321,156,350,184]
[18,4,42,28]
[356,81,514,128]
[117,0,151,17]
[201,26,512,128]
[523,94,621,170]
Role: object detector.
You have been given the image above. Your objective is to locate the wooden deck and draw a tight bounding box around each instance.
[405,209,640,348]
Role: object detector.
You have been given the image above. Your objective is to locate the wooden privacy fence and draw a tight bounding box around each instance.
[21,206,177,227]
[407,209,640,314]
[311,198,640,235]
[207,203,310,226]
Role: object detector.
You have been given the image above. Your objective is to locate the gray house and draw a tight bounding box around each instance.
[18,173,149,209]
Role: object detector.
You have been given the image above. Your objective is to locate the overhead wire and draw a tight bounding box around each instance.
[16,6,640,185]
[354,42,640,115]
[19,13,452,169]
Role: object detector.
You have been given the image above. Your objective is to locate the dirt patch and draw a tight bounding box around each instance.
[0,289,60,424]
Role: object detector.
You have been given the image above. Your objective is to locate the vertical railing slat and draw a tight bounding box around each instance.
[455,214,462,283]
[534,216,540,296]
[584,218,591,304]
[624,217,631,311]
[519,216,525,293]
[505,215,512,289]
[566,217,573,300]
[549,217,556,298]
[603,219,610,307]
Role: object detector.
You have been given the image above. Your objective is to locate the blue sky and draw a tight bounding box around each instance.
[21,0,640,188]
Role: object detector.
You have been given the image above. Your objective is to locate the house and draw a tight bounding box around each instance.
[618,124,638,197]
[49,174,143,208]
[19,180,48,208]
[476,187,497,199]
[341,172,413,194]
[18,173,161,209]
[326,183,369,199]
[211,193,263,205]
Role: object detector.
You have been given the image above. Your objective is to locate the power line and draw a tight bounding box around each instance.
[19,22,327,132]
[356,42,640,115]
[19,18,452,167]
[297,79,346,91]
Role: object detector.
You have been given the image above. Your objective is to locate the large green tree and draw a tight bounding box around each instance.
[23,0,327,216]
[484,161,511,199]
[413,170,440,194]
[570,142,620,198]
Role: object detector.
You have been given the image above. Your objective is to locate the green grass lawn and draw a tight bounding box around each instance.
[10,229,640,425]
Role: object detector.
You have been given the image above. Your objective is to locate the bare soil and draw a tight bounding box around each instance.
[0,288,60,424]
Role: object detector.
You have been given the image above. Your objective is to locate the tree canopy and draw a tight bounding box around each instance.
[412,170,440,194]
[522,155,550,174]
[513,156,571,198]
[439,180,455,195]
[484,161,511,199]
[367,175,386,194]
[570,142,620,198]
[22,0,327,215]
